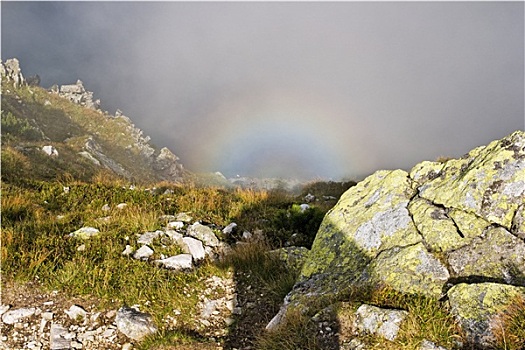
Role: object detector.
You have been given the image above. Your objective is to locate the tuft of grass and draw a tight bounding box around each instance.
[219,240,297,303]
[255,308,324,350]
[492,294,525,350]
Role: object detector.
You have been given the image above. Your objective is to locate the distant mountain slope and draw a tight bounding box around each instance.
[1,58,185,185]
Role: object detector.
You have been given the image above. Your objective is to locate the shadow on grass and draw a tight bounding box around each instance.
[220,205,372,350]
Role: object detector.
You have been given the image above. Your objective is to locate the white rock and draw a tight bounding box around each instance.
[69,227,100,239]
[122,343,133,350]
[39,318,47,333]
[154,254,193,270]
[175,212,193,223]
[101,204,111,211]
[71,341,83,349]
[42,312,54,320]
[50,323,72,350]
[354,304,408,341]
[115,306,157,341]
[222,223,237,235]
[116,203,127,210]
[137,231,163,245]
[0,304,10,316]
[167,221,184,230]
[182,237,206,261]
[65,304,87,321]
[165,230,184,244]
[299,204,310,212]
[26,340,43,350]
[1,307,36,324]
[132,245,154,260]
[121,245,135,256]
[242,231,252,241]
[187,222,219,247]
[76,244,86,252]
[42,145,59,157]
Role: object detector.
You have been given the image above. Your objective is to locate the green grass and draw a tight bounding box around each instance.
[0,176,330,345]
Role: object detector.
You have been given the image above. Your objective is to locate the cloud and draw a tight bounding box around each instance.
[2,2,523,179]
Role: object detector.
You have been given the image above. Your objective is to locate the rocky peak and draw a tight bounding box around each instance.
[1,58,25,87]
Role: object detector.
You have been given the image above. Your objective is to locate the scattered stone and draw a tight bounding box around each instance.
[164,230,184,245]
[122,343,133,350]
[2,307,36,324]
[42,145,59,157]
[304,193,316,203]
[0,305,10,316]
[65,305,87,322]
[242,231,252,241]
[116,203,127,210]
[222,223,238,235]
[101,204,111,211]
[353,304,408,341]
[121,245,135,256]
[50,323,72,350]
[137,231,163,245]
[69,227,100,239]
[182,237,206,261]
[132,245,154,260]
[187,222,220,247]
[174,212,193,223]
[115,306,157,341]
[77,244,86,252]
[167,221,184,230]
[299,204,310,212]
[419,339,449,350]
[154,254,193,270]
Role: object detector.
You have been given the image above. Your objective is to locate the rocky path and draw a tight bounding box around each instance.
[0,274,244,350]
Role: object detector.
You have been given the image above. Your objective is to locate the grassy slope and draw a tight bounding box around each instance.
[1,78,522,349]
[1,78,164,184]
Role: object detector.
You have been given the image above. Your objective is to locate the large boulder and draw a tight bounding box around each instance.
[268,130,525,348]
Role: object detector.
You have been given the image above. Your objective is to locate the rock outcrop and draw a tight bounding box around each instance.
[2,58,185,183]
[54,80,101,110]
[269,130,525,348]
[1,58,25,87]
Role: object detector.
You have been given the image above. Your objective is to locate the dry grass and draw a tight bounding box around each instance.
[492,294,525,350]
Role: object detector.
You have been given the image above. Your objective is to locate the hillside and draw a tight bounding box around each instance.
[1,57,523,350]
[1,58,185,185]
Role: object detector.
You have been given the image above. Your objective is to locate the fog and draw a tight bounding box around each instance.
[2,2,524,180]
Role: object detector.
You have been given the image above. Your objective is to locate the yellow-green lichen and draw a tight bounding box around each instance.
[301,169,419,279]
[369,243,449,298]
[448,283,525,321]
[446,227,525,281]
[418,131,524,229]
[409,197,470,252]
[447,208,491,240]
[409,160,445,185]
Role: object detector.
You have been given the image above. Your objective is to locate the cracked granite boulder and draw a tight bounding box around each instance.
[267,131,525,348]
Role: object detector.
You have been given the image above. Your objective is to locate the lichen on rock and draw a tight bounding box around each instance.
[447,226,525,284]
[369,243,449,298]
[447,283,525,347]
[418,130,525,230]
[268,131,525,348]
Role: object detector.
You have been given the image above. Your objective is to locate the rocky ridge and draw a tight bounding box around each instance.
[268,130,525,349]
[1,58,185,183]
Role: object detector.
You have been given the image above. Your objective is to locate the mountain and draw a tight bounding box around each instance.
[1,58,185,185]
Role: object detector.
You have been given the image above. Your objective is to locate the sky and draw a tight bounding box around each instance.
[1,1,524,180]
